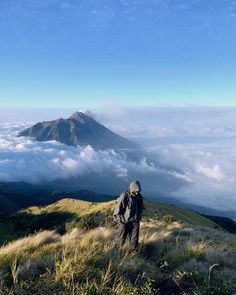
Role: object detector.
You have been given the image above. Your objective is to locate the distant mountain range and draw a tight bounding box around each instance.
[18,111,137,149]
[1,181,236,234]
[0,181,113,214]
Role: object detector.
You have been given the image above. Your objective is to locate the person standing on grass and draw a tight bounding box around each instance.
[113,180,144,251]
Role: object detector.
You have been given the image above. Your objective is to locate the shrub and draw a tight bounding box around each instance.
[14,211,76,234]
[153,211,161,221]
[64,219,80,233]
[77,213,101,231]
[104,207,116,227]
[164,242,206,268]
[163,214,175,225]
[142,217,150,223]
[189,268,235,295]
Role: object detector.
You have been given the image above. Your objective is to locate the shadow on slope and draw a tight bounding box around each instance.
[0,181,114,215]
[13,211,78,235]
[202,214,236,234]
[0,202,110,246]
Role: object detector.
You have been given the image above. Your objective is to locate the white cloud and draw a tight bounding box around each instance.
[0,123,181,191]
[96,105,236,141]
[1,106,236,213]
[167,170,193,183]
[147,141,236,211]
[195,162,224,182]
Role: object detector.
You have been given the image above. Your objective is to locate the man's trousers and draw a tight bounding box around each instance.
[115,221,140,250]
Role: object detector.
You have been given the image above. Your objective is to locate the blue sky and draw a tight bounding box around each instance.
[0,0,236,108]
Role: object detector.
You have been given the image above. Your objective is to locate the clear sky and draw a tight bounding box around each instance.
[0,0,235,108]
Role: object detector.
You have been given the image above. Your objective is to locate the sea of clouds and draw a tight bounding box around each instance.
[0,106,236,213]
[99,106,236,212]
[0,121,184,195]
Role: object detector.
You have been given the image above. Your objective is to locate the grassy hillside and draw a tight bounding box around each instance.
[19,198,219,231]
[0,182,49,214]
[22,198,115,218]
[0,198,221,247]
[201,214,236,234]
[0,215,235,294]
[21,198,218,226]
[0,198,235,294]
[143,200,218,228]
[0,182,113,214]
[0,195,18,213]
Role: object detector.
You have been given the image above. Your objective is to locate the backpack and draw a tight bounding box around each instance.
[113,191,129,222]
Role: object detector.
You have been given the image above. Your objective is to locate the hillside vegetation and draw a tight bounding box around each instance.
[0,198,235,294]
[1,198,219,246]
[20,198,219,230]
[0,182,114,215]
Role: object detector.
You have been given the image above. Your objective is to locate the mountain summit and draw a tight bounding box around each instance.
[17,111,136,149]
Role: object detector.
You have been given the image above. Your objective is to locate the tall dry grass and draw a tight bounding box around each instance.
[0,220,235,294]
[0,230,61,255]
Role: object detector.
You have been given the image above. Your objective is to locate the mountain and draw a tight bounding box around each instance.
[17,111,137,149]
[0,182,48,213]
[201,214,236,234]
[0,181,113,214]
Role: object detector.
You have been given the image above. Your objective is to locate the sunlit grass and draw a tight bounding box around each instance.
[0,219,235,294]
[0,197,235,294]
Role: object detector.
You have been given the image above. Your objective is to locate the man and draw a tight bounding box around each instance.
[113,180,144,251]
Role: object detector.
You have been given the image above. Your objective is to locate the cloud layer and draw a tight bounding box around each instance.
[0,122,183,195]
[146,140,236,211]
[1,107,236,213]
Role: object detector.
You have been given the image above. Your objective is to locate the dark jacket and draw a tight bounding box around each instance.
[113,181,144,223]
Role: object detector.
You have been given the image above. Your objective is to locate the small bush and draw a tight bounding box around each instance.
[77,213,101,231]
[142,217,150,223]
[64,219,80,232]
[14,211,76,234]
[104,207,116,227]
[153,211,161,221]
[190,269,235,295]
[163,214,175,225]
[164,243,206,268]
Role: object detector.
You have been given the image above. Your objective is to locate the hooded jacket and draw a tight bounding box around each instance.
[113,181,144,223]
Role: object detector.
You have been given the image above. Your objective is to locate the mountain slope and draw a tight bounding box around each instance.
[18,111,137,149]
[0,199,235,294]
[202,214,236,234]
[0,182,48,213]
[0,197,221,247]
[0,182,113,214]
[20,198,219,230]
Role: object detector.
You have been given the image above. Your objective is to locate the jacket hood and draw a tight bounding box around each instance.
[129,180,141,193]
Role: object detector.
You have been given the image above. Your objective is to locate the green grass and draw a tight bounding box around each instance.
[21,198,219,228]
[0,195,236,295]
[141,199,218,228]
[0,197,222,248]
[23,198,115,217]
[0,219,235,294]
[1,196,235,294]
